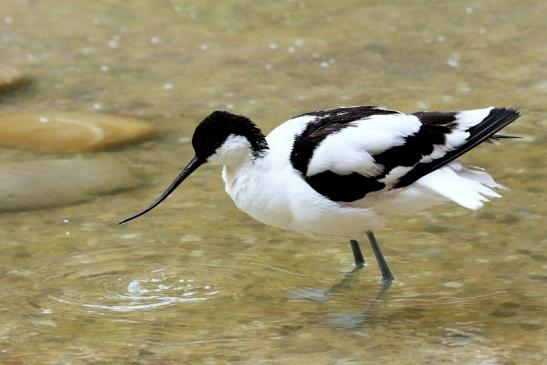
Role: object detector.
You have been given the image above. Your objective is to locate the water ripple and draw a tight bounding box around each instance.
[41,249,243,314]
[49,271,214,313]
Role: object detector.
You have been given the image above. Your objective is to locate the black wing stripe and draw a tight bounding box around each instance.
[412,111,457,125]
[372,122,456,179]
[394,108,520,188]
[304,171,385,202]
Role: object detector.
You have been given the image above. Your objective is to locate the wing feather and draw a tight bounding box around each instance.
[395,107,520,188]
[290,106,520,203]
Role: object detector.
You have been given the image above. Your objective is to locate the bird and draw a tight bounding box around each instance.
[119,105,520,283]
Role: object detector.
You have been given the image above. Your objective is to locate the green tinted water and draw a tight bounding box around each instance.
[1,0,546,363]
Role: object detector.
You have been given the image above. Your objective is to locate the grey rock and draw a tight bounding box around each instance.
[0,158,140,211]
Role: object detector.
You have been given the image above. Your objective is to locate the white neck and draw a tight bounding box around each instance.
[220,145,271,212]
[207,134,256,167]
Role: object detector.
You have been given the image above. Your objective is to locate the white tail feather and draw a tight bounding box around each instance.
[417,163,503,210]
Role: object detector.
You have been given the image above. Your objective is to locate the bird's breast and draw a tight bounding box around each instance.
[221,163,295,231]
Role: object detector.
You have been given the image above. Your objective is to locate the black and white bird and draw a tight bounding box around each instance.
[120,106,520,283]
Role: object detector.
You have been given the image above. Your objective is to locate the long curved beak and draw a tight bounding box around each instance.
[118,156,204,224]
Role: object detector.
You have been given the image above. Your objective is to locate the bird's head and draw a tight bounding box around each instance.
[119,110,267,224]
[192,110,267,165]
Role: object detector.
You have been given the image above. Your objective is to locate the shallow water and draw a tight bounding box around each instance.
[1,0,546,364]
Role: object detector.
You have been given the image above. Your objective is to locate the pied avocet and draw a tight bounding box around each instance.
[120,106,520,283]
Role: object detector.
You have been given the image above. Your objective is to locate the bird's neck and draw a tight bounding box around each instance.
[221,147,272,217]
[220,132,273,185]
[227,126,268,167]
[222,143,269,175]
[217,126,271,205]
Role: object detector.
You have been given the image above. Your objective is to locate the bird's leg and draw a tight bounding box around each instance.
[366,231,395,283]
[313,241,365,298]
[301,239,390,303]
[349,239,366,270]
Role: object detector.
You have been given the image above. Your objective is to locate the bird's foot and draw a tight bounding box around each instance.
[381,273,395,283]
[349,262,366,275]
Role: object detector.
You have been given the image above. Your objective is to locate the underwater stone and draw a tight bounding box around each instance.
[0,158,140,211]
[0,66,29,92]
[0,112,156,152]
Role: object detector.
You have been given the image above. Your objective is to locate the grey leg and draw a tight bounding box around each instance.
[304,238,390,303]
[366,231,395,283]
[349,239,366,269]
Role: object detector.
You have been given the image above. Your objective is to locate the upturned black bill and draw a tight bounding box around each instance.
[118,156,204,224]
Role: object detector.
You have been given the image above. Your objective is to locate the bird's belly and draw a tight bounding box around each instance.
[285,199,386,239]
[224,178,295,233]
[223,168,385,240]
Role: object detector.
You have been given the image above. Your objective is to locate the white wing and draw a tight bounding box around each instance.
[307,112,421,178]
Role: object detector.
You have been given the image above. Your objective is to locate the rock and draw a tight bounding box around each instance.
[0,158,140,211]
[0,66,29,92]
[0,112,156,152]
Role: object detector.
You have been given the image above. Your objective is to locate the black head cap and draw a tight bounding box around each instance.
[192,110,268,160]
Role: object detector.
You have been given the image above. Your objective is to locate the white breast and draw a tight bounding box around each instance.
[221,116,310,230]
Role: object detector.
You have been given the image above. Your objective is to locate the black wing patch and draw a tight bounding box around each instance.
[412,111,457,125]
[372,115,457,180]
[305,172,386,202]
[394,108,520,188]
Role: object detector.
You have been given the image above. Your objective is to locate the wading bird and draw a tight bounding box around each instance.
[120,106,520,283]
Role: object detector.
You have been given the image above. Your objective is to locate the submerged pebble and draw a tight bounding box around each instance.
[0,158,140,211]
[443,281,464,288]
[0,112,156,152]
[0,66,29,92]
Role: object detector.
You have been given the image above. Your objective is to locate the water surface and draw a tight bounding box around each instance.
[1,1,546,364]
